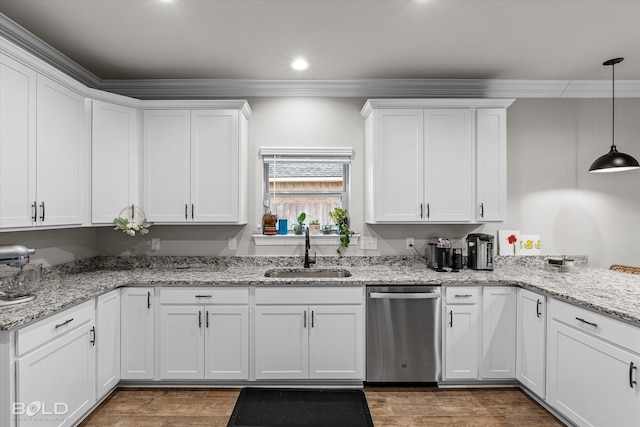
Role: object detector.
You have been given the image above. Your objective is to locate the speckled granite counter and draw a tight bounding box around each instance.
[1,255,639,330]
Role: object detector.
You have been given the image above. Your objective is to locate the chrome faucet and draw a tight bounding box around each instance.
[304,226,316,268]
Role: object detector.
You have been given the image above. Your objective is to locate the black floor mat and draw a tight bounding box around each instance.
[227,387,374,427]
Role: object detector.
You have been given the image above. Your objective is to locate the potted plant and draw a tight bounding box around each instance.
[329,207,354,255]
[293,212,306,235]
[309,219,320,234]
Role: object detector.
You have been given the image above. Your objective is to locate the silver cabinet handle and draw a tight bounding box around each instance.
[370,292,440,299]
[55,318,73,329]
[576,317,598,328]
[630,362,637,389]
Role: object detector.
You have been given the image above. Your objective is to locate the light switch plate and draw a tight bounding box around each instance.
[360,237,378,250]
[151,238,160,251]
[228,237,237,251]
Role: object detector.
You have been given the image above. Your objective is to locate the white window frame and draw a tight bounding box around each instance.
[260,146,353,219]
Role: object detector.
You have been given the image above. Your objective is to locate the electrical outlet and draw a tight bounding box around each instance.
[360,237,378,250]
[405,237,415,250]
[228,237,237,251]
[151,238,160,251]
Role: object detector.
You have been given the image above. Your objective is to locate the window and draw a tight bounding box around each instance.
[261,147,352,230]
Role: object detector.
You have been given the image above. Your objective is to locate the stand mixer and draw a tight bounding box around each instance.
[0,245,41,306]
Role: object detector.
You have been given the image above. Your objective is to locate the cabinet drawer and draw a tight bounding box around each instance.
[17,300,94,356]
[549,298,640,355]
[160,287,249,305]
[445,286,479,304]
[255,287,363,305]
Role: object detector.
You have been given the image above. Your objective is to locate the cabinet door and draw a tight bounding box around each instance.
[423,109,473,222]
[481,287,516,379]
[254,306,309,380]
[370,109,424,222]
[191,110,240,222]
[160,306,204,379]
[204,306,249,380]
[92,101,140,224]
[36,75,86,226]
[0,54,37,228]
[96,290,120,400]
[309,305,363,380]
[516,288,546,398]
[120,288,154,379]
[476,109,507,222]
[444,304,479,379]
[143,110,191,222]
[547,319,640,427]
[16,322,96,426]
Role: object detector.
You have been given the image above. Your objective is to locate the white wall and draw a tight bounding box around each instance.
[4,97,640,269]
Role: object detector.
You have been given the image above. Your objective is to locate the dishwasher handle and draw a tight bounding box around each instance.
[369,292,441,300]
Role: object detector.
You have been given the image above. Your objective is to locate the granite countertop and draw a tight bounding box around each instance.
[1,255,639,331]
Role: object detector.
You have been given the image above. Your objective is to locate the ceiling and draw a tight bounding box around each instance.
[0,0,639,83]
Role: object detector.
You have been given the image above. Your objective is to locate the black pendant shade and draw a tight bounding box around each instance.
[588,57,639,173]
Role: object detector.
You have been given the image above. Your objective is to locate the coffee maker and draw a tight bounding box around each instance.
[466,233,494,271]
[426,238,452,272]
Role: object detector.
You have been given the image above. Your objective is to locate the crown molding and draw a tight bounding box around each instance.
[0,14,100,88]
[2,14,639,99]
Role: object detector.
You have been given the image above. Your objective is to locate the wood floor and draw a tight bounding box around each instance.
[79,387,564,427]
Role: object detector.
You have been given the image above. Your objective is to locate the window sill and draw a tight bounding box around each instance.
[253,233,360,246]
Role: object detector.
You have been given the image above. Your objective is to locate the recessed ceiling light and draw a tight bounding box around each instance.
[291,58,309,71]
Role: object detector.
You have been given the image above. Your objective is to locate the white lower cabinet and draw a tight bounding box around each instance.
[254,287,364,381]
[444,304,479,379]
[547,299,640,427]
[516,288,546,398]
[95,290,120,400]
[481,286,516,379]
[120,288,155,380]
[15,301,96,426]
[159,288,249,380]
[443,286,516,381]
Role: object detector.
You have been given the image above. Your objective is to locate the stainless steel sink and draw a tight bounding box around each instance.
[264,268,352,278]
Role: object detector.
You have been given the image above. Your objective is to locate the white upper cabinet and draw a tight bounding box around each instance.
[368,109,424,222]
[0,57,87,229]
[92,100,140,224]
[144,106,249,224]
[476,109,507,222]
[424,109,473,222]
[362,99,513,224]
[36,75,87,226]
[143,110,191,222]
[0,53,36,228]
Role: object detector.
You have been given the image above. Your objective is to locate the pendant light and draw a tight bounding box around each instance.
[589,58,639,173]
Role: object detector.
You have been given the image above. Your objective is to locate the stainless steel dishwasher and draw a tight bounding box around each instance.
[366,286,441,383]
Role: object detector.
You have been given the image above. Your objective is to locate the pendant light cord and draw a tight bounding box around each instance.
[611,61,616,150]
